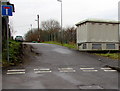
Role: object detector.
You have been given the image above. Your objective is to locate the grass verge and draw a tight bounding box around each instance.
[43,41,77,49]
[94,53,120,60]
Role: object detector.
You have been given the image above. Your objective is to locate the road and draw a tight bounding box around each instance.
[2,43,119,90]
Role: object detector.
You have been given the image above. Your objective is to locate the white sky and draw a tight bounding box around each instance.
[9,0,120,37]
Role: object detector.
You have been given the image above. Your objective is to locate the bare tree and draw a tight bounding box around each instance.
[24,19,77,44]
[64,27,76,43]
[41,19,60,41]
[41,19,60,31]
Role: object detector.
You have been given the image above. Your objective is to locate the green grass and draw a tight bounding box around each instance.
[95,53,120,59]
[43,41,77,49]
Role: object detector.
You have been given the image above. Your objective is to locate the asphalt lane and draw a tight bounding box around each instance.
[2,43,119,89]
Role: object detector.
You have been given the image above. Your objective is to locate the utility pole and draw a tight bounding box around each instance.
[37,14,40,42]
[37,15,39,31]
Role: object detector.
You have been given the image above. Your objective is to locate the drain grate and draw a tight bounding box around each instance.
[78,85,103,89]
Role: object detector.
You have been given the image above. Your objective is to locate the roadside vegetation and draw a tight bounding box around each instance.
[2,40,23,67]
[25,19,76,44]
[94,53,119,60]
[43,41,77,49]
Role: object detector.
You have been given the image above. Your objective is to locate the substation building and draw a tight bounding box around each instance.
[76,19,120,51]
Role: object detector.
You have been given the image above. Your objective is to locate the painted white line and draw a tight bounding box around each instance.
[58,68,76,72]
[35,71,52,73]
[59,70,76,73]
[101,68,111,70]
[7,72,25,75]
[58,68,73,70]
[7,69,25,72]
[104,70,116,72]
[82,70,98,72]
[34,68,50,71]
[80,68,95,70]
[34,69,39,71]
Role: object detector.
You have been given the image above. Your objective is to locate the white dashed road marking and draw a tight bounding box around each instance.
[34,68,52,74]
[7,69,25,75]
[34,68,50,71]
[101,68,117,72]
[7,69,25,72]
[7,72,25,75]
[80,68,95,70]
[58,68,76,73]
[80,68,98,72]
[6,67,118,74]
[101,68,111,70]
[35,71,52,73]
[82,70,98,72]
[104,70,117,72]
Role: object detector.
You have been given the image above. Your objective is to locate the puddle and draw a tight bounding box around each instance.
[53,48,72,54]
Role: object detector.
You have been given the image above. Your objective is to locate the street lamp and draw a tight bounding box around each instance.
[57,0,63,44]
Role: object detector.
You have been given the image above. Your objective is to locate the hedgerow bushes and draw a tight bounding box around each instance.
[2,40,23,67]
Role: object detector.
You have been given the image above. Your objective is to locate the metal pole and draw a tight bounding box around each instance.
[0,2,2,89]
[60,1,63,44]
[7,16,9,62]
[0,1,2,60]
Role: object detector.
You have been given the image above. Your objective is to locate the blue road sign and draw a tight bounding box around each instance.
[2,5,13,16]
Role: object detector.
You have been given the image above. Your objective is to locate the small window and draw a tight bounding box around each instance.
[78,43,82,46]
[83,44,87,49]
[92,44,101,49]
[106,44,115,49]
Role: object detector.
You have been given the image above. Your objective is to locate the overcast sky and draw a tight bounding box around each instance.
[9,0,120,38]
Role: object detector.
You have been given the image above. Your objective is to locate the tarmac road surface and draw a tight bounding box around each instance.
[2,43,119,90]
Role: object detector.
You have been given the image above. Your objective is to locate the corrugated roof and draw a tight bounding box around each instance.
[75,18,120,26]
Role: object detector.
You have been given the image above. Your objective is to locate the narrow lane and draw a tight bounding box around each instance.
[2,43,119,89]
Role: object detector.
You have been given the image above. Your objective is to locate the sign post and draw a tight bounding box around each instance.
[0,1,2,90]
[1,5,13,62]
